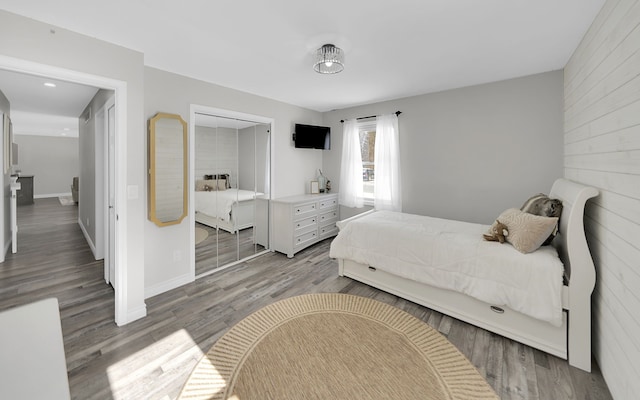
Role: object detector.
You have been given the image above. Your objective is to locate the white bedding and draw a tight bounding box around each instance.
[195,189,260,222]
[329,210,564,326]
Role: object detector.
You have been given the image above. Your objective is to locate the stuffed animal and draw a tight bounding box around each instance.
[483,220,509,243]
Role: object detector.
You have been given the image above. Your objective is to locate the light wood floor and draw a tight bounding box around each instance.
[0,198,613,400]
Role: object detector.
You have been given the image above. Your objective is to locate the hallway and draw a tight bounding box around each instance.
[0,198,112,313]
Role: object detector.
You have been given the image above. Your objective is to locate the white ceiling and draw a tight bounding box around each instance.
[0,68,99,136]
[0,0,605,113]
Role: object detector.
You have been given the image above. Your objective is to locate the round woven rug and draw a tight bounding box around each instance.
[195,227,209,245]
[178,293,498,400]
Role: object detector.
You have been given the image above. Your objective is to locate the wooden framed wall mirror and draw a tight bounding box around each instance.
[149,112,188,227]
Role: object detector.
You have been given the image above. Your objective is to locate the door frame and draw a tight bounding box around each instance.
[189,104,274,280]
[0,55,129,324]
[98,97,116,284]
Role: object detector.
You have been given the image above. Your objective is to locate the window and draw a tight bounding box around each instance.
[359,126,376,202]
[339,113,401,211]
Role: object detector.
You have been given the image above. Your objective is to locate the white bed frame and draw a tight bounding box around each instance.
[336,179,598,372]
[195,200,255,234]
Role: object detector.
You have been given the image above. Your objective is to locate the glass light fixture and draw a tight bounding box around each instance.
[314,44,344,74]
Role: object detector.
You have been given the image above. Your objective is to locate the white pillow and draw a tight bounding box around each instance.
[493,208,558,254]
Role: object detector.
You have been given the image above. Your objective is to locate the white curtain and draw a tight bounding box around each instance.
[338,119,364,208]
[374,114,402,212]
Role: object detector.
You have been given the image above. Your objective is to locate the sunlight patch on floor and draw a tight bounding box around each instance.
[106,329,206,398]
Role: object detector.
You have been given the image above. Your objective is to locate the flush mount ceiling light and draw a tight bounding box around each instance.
[313,44,344,74]
[43,82,56,87]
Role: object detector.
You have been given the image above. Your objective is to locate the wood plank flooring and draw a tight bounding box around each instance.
[195,223,264,277]
[0,198,614,400]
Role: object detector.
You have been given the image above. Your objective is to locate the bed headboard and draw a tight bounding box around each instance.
[549,179,598,290]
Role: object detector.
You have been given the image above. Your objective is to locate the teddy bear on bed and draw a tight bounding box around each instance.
[483,220,509,243]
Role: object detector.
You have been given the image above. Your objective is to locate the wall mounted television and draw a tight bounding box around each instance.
[293,123,331,150]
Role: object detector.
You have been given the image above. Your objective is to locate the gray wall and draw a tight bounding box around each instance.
[13,135,78,197]
[238,124,269,193]
[323,70,564,225]
[564,0,640,398]
[143,66,323,297]
[0,10,147,324]
[78,89,113,255]
[0,89,9,262]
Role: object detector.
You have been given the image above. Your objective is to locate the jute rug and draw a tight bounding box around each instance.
[179,293,498,400]
[195,227,209,245]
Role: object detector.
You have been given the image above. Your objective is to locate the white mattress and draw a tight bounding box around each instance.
[329,210,564,326]
[194,189,260,221]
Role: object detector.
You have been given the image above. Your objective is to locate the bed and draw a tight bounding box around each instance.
[194,185,262,234]
[329,178,598,372]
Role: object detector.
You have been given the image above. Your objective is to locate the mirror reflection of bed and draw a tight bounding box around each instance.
[193,113,270,277]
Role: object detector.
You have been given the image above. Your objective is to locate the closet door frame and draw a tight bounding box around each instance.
[189,104,274,279]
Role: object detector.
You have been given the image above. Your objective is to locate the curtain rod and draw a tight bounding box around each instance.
[340,111,402,123]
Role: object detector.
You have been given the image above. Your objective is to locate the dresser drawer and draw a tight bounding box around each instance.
[318,209,338,224]
[319,197,338,210]
[319,222,338,238]
[294,202,317,217]
[294,230,318,249]
[294,215,317,232]
[272,193,339,258]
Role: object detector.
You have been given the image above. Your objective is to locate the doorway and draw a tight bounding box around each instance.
[0,55,129,324]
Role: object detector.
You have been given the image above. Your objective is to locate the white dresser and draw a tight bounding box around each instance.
[272,193,339,258]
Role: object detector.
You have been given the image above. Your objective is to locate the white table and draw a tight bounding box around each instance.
[0,298,71,399]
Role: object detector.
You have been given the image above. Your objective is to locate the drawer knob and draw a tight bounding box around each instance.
[490,306,504,314]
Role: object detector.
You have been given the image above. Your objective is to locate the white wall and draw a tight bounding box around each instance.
[323,71,565,225]
[0,10,147,324]
[143,66,323,298]
[13,135,78,197]
[564,0,640,398]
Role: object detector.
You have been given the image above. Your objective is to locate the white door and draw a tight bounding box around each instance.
[106,103,116,286]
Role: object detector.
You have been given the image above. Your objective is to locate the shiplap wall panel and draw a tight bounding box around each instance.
[592,256,640,359]
[564,0,622,92]
[565,26,640,112]
[564,0,640,398]
[591,190,640,224]
[565,150,640,174]
[592,299,636,400]
[566,59,640,130]
[565,125,640,155]
[194,126,238,186]
[565,0,638,95]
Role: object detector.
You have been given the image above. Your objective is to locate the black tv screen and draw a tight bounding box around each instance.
[294,124,331,149]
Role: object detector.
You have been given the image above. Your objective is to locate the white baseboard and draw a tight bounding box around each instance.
[145,272,193,299]
[1,238,10,263]
[35,192,72,199]
[127,304,147,324]
[78,217,98,259]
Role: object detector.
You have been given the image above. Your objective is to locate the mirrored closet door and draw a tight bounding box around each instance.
[194,113,270,277]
